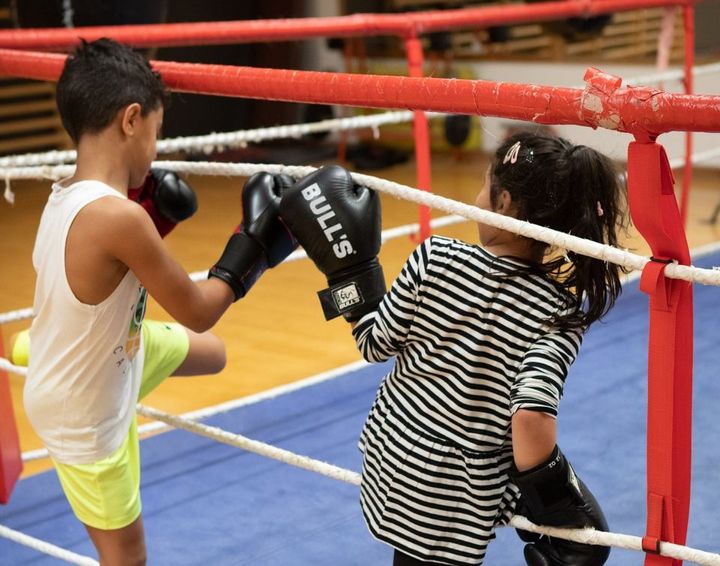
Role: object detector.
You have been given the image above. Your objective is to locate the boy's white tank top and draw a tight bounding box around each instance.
[24,179,147,465]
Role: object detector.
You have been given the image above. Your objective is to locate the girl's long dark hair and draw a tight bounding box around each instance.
[490,132,628,328]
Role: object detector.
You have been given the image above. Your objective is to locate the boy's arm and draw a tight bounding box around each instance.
[106,201,233,333]
[103,171,297,332]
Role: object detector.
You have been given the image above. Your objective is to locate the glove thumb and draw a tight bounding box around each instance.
[524,542,555,566]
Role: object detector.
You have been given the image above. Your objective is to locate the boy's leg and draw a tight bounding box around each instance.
[138,321,225,400]
[54,421,144,564]
[84,515,146,566]
[15,321,223,565]
[8,324,226,379]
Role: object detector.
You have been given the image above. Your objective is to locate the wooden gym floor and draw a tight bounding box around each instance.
[2,150,720,477]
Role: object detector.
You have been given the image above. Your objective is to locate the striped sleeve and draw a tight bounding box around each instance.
[510,322,584,416]
[351,237,431,363]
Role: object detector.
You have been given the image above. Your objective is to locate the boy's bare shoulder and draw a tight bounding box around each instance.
[80,195,147,223]
[75,195,156,243]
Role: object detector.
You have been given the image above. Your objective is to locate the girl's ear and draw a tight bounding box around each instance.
[120,103,142,136]
[495,189,518,217]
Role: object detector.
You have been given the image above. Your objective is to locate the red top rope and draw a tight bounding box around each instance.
[0,48,717,139]
[0,0,695,49]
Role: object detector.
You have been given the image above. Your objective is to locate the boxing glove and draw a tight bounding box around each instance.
[279,165,385,322]
[209,172,297,301]
[511,446,610,566]
[129,168,198,237]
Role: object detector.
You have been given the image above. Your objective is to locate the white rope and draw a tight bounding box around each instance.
[509,517,720,566]
[0,307,34,325]
[0,357,27,376]
[135,404,362,486]
[668,145,720,170]
[146,161,720,287]
[185,213,467,282]
[0,60,719,171]
[622,61,720,87]
[19,447,51,462]
[6,133,720,185]
[8,382,720,564]
[0,110,436,168]
[1,157,720,329]
[136,403,720,565]
[0,524,98,566]
[2,61,719,171]
[2,156,720,325]
[1,214,467,324]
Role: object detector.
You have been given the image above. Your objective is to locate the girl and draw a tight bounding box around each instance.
[351,133,627,565]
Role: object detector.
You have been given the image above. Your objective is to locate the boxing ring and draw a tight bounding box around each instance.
[1,1,720,564]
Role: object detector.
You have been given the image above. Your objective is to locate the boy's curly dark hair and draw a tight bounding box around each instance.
[56,38,168,143]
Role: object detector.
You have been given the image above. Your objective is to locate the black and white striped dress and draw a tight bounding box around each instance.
[352,236,584,565]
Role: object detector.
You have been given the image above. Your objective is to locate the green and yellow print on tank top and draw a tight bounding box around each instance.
[125,285,147,361]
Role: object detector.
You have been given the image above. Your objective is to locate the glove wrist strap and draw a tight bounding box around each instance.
[209,232,266,301]
[317,262,386,321]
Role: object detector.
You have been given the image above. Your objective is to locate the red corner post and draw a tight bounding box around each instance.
[628,140,693,565]
[0,328,23,504]
[679,3,695,226]
[404,33,432,241]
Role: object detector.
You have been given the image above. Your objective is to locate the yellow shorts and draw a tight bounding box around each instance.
[53,320,189,530]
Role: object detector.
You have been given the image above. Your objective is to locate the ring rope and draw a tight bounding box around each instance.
[623,61,720,86]
[0,357,26,376]
[2,159,719,328]
[14,358,372,463]
[152,161,720,286]
[3,161,720,560]
[1,58,720,171]
[0,524,98,566]
[135,404,361,486]
[0,110,436,169]
[667,145,720,170]
[0,307,33,325]
[4,150,720,322]
[4,364,720,564]
[135,403,720,566]
[0,213,466,326]
[507,517,720,566]
[186,213,467,281]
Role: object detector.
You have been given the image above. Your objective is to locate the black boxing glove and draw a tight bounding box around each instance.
[129,168,198,237]
[279,165,386,322]
[511,446,610,566]
[209,172,297,301]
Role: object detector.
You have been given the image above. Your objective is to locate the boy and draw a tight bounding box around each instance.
[23,38,296,565]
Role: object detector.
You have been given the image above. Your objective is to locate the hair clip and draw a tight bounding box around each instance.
[503,141,521,165]
[596,201,604,217]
